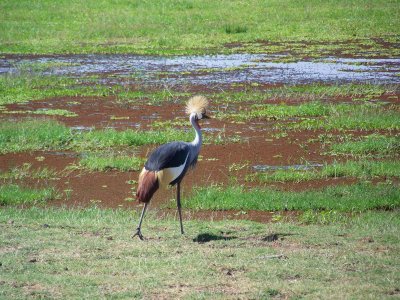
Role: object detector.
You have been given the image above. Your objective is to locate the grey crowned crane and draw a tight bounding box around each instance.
[133,96,210,240]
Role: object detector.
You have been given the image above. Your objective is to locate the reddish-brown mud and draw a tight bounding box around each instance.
[2,96,188,130]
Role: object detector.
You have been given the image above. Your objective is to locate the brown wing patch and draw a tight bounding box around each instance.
[136,168,159,203]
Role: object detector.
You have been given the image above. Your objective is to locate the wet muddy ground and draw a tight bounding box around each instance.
[1,53,399,222]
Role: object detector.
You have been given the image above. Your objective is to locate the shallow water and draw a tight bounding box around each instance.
[1,54,399,85]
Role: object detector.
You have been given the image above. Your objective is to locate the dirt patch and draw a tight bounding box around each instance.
[2,96,187,130]
[0,151,77,172]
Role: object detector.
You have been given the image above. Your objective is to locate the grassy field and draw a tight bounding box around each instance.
[0,207,399,299]
[1,0,399,54]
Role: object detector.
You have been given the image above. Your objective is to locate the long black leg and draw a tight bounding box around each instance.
[132,202,148,240]
[176,182,184,234]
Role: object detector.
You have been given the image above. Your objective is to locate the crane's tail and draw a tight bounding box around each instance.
[136,168,159,203]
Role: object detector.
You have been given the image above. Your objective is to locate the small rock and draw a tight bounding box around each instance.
[8,220,14,225]
[360,237,374,243]
[42,224,50,228]
[106,236,113,241]
[29,258,38,263]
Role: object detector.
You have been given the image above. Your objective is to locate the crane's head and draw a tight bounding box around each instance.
[186,95,210,127]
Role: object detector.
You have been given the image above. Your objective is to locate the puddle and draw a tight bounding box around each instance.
[253,163,324,171]
[44,151,81,158]
[201,127,222,132]
[70,125,94,132]
[1,54,399,85]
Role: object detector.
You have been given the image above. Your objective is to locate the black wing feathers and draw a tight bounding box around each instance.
[145,142,190,171]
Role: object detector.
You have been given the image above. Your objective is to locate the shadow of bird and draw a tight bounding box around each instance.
[193,233,237,243]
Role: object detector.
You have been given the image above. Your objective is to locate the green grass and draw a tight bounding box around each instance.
[289,103,400,131]
[73,127,194,150]
[1,0,399,54]
[4,108,78,117]
[219,102,400,130]
[0,119,72,154]
[0,119,198,154]
[330,134,400,157]
[219,101,332,121]
[0,73,111,106]
[0,184,58,206]
[0,70,194,106]
[248,160,400,183]
[276,83,391,98]
[78,152,144,172]
[0,207,399,298]
[185,183,400,211]
[212,83,393,103]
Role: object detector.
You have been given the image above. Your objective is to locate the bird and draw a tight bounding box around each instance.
[133,95,210,240]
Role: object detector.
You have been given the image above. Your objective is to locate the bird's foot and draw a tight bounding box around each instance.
[132,228,145,240]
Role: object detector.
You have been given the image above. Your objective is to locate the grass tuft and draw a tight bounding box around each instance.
[4,108,78,117]
[0,163,58,180]
[331,134,400,157]
[0,184,58,206]
[248,160,400,183]
[73,128,193,150]
[0,119,198,153]
[185,183,400,211]
[224,24,248,34]
[292,104,400,131]
[78,152,144,171]
[0,119,72,154]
